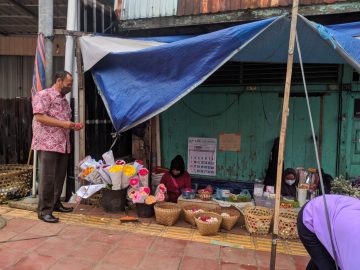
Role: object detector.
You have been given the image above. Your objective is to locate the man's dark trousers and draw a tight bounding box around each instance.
[38,151,68,215]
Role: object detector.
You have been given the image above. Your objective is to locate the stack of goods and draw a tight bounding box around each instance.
[76,151,148,201]
[198,185,213,201]
[253,182,275,208]
[194,212,222,236]
[183,205,207,226]
[331,175,360,199]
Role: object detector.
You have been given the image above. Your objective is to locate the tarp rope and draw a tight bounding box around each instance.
[295,31,339,270]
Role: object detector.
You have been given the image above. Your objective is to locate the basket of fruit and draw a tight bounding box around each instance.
[194,212,222,236]
[216,208,241,230]
[183,205,208,226]
[198,185,213,201]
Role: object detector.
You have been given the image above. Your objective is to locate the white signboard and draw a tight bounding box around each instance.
[188,137,217,176]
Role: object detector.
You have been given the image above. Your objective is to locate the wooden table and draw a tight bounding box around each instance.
[177,195,220,210]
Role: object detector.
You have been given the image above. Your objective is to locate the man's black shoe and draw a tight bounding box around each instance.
[38,214,59,223]
[54,204,74,213]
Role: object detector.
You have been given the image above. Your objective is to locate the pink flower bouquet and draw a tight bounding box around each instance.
[138,168,149,187]
[129,177,140,188]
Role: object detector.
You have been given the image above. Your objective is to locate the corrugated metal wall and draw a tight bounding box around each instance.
[120,0,178,20]
[176,0,347,16]
[117,0,347,19]
[0,56,64,98]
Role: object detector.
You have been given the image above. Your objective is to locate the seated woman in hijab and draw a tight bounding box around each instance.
[281,168,298,198]
[160,155,191,203]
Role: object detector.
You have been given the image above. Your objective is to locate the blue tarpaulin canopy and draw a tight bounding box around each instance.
[79,14,360,132]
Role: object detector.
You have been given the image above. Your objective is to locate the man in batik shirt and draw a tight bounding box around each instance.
[32,71,83,223]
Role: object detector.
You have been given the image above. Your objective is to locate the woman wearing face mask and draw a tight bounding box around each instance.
[281,168,298,198]
[160,155,191,203]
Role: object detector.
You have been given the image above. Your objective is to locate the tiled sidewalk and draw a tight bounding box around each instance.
[0,205,309,269]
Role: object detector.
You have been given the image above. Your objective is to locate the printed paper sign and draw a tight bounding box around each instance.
[219,133,241,152]
[188,137,217,176]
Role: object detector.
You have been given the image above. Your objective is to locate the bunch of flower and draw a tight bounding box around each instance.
[128,178,166,205]
[80,167,94,178]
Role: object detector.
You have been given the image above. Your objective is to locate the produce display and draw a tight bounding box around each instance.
[197,216,219,223]
[190,208,204,213]
[331,176,360,199]
[227,193,252,202]
[280,200,300,209]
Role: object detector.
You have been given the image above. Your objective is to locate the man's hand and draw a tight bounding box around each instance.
[74,123,84,131]
[62,121,75,130]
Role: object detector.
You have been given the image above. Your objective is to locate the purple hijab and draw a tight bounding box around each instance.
[303,194,360,270]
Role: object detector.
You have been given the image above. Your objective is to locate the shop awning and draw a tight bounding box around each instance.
[79,14,360,132]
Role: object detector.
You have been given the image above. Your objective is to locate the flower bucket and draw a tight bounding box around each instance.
[101,188,127,212]
[135,203,155,218]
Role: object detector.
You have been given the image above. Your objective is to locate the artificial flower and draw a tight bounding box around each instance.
[80,166,94,177]
[155,192,165,202]
[139,187,150,195]
[145,195,156,205]
[132,190,144,203]
[129,177,140,187]
[157,183,166,193]
[123,164,136,176]
[109,165,123,173]
[116,160,126,165]
[139,168,149,176]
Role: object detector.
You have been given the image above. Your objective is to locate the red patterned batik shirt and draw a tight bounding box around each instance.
[31,87,72,154]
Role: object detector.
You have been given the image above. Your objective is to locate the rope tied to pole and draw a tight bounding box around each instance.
[315,24,337,50]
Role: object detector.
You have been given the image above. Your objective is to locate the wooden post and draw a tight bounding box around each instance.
[155,115,161,166]
[76,38,86,160]
[270,1,299,269]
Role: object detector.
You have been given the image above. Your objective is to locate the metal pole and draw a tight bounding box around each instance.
[270,1,299,269]
[39,0,53,88]
[93,0,97,32]
[101,4,105,33]
[33,0,53,198]
[65,0,80,194]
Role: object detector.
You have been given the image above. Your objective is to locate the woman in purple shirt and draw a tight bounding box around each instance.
[297,194,360,270]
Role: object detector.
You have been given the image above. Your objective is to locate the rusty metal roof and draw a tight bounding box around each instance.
[0,0,113,36]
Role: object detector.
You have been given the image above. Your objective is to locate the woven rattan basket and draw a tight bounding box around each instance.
[244,206,274,235]
[194,212,223,236]
[88,191,102,207]
[0,164,32,203]
[154,202,182,226]
[183,204,210,226]
[198,190,213,201]
[216,208,241,231]
[278,210,299,239]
